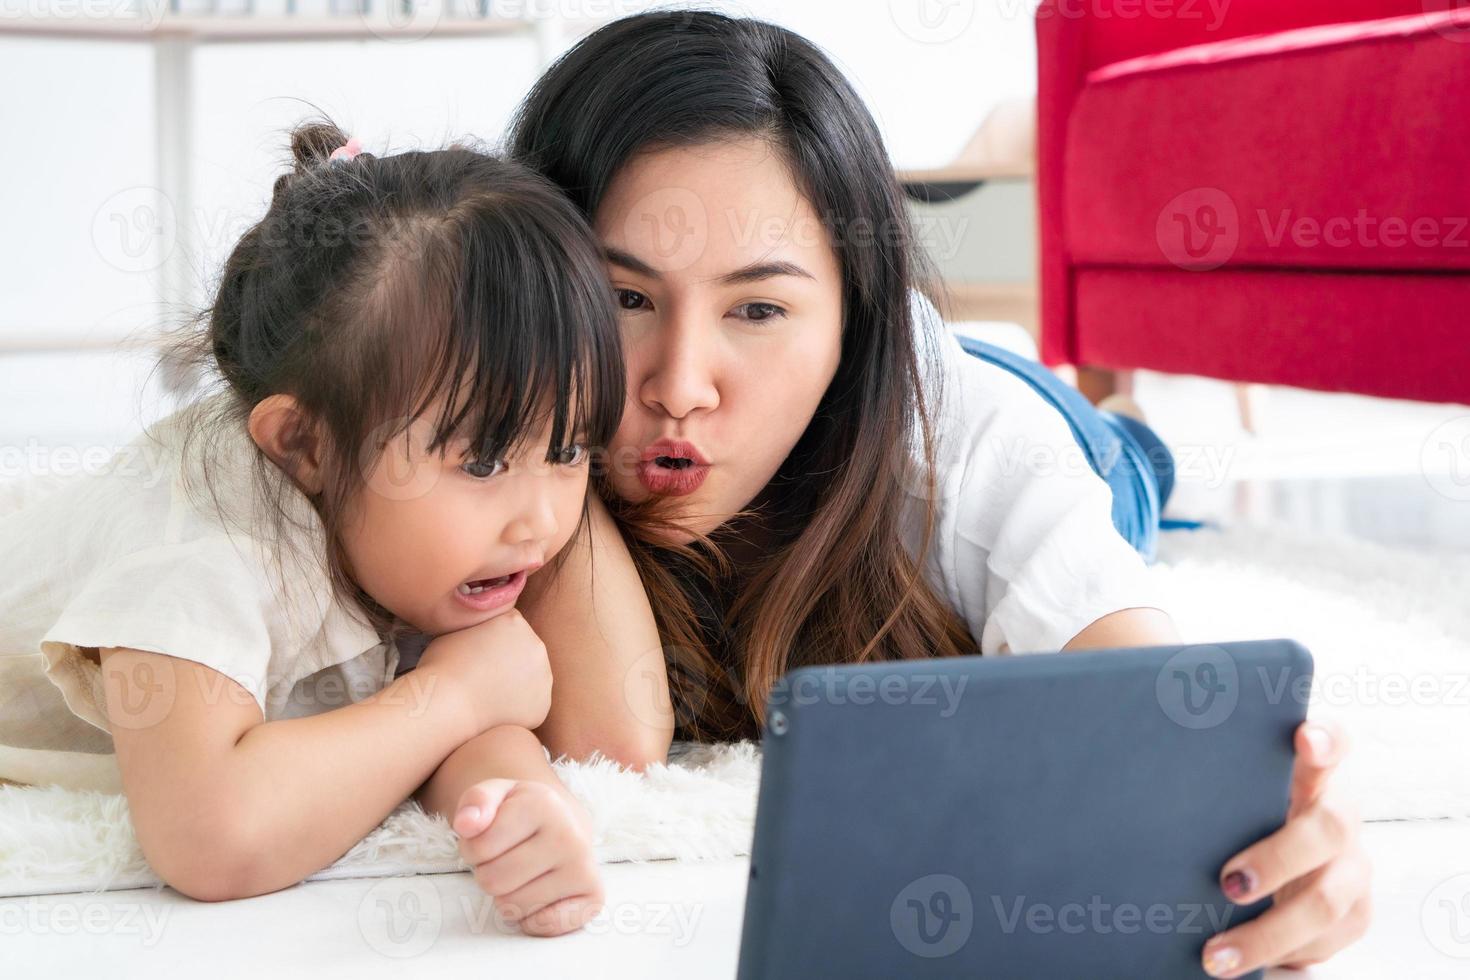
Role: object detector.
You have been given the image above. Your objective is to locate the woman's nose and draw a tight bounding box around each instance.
[638,316,719,420]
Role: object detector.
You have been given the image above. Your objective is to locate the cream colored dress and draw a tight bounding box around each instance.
[0,393,403,792]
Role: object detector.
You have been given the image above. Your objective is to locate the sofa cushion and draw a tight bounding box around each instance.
[1064,8,1470,271]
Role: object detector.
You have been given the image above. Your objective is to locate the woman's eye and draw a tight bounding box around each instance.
[615,288,650,311]
[732,302,787,323]
[548,443,590,467]
[460,457,508,479]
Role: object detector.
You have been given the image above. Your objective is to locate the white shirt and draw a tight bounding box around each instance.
[897,294,1164,656]
[0,393,398,792]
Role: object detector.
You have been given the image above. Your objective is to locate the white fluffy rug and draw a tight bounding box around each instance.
[2,522,1466,899]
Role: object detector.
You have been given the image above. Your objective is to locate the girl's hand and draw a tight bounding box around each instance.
[1201,720,1373,977]
[452,777,604,937]
[416,610,553,736]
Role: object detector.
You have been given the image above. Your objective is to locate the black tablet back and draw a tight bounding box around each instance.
[736,640,1312,980]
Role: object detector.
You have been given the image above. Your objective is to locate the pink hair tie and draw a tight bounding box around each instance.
[328,136,363,165]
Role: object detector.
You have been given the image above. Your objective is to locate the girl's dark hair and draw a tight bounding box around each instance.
[507,11,977,741]
[161,118,624,645]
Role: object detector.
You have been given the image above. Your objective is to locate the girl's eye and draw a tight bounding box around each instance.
[460,457,508,480]
[548,443,590,467]
[731,302,787,323]
[615,288,650,311]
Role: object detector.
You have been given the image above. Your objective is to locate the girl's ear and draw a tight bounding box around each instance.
[248,394,327,495]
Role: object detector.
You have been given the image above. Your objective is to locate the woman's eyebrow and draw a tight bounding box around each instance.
[605,246,815,286]
[716,260,815,285]
[605,246,661,278]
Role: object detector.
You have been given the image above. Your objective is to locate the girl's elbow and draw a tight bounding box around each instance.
[596,735,672,773]
[144,813,273,903]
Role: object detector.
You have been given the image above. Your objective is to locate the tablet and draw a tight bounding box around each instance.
[736,639,1312,980]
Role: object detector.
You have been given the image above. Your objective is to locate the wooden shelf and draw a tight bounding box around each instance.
[0,15,536,42]
[925,281,1038,337]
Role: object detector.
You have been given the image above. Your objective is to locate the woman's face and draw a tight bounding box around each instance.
[594,140,845,542]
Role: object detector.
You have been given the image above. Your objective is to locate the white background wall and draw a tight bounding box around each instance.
[0,0,1039,348]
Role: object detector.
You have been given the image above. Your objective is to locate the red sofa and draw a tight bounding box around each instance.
[1036,0,1470,404]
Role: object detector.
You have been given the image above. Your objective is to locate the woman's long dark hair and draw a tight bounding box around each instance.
[508,11,977,741]
[161,118,625,645]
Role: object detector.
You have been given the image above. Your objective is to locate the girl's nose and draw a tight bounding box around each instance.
[502,483,559,546]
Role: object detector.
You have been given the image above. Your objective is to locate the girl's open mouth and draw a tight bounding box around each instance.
[453,569,527,612]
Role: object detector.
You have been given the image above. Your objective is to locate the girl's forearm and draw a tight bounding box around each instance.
[414,725,590,836]
[222,665,480,897]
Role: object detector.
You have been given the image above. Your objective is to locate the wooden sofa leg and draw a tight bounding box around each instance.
[1075,366,1134,405]
[1235,383,1268,434]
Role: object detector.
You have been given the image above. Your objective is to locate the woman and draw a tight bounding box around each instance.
[458,11,1365,972]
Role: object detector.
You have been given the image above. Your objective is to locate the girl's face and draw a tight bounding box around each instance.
[594,140,845,542]
[337,403,590,636]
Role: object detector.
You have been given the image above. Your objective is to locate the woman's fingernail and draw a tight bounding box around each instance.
[1221,867,1257,901]
[458,805,481,827]
[1305,725,1333,758]
[1203,942,1242,977]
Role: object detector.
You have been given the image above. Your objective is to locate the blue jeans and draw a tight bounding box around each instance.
[955,337,1175,564]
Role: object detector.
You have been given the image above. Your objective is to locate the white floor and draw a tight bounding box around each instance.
[4,820,1467,978]
[3,346,1467,974]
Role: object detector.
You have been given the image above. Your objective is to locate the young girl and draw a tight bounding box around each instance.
[499,11,1368,972]
[0,121,617,934]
